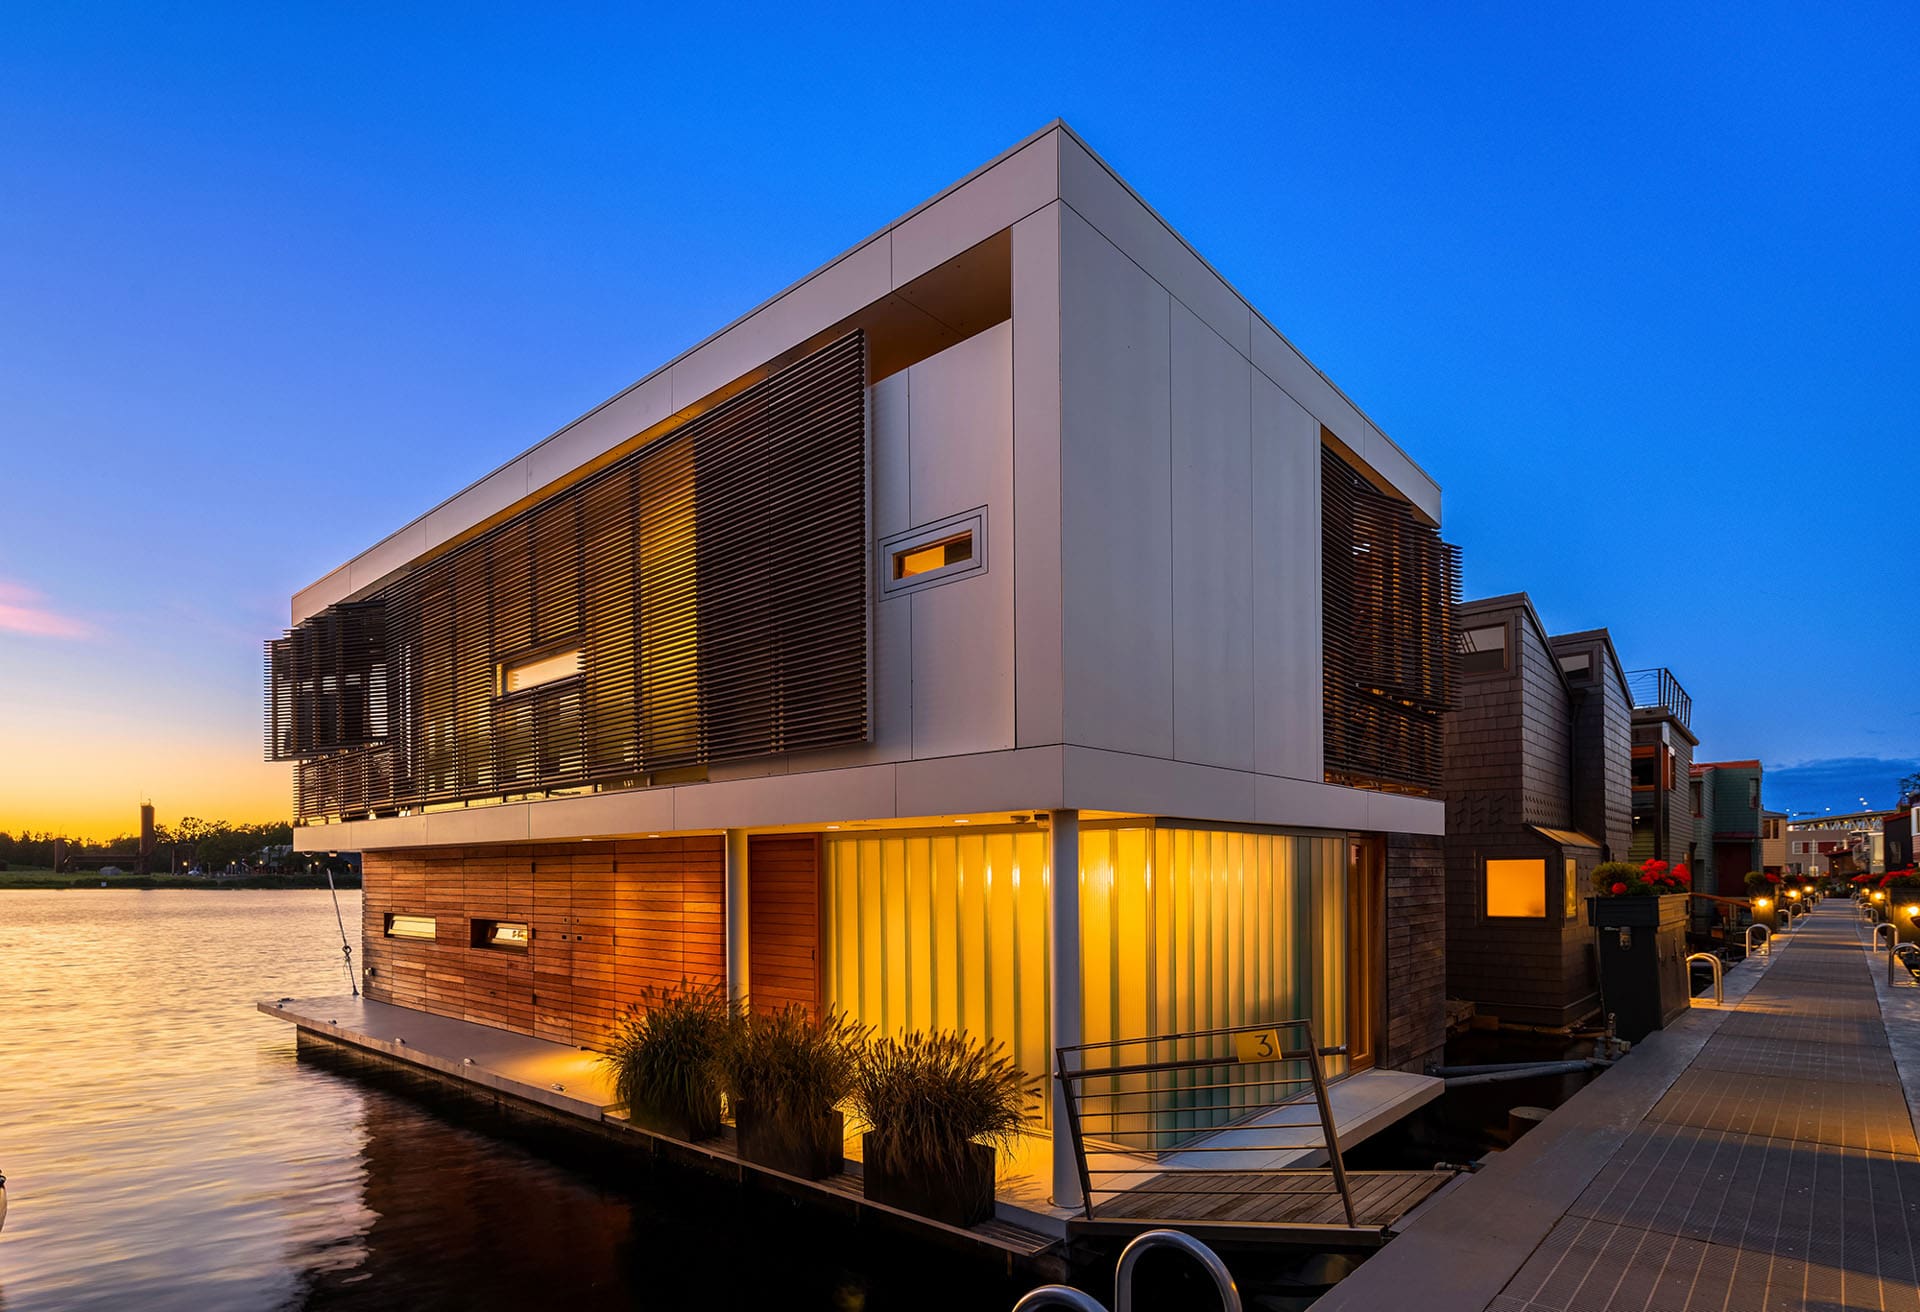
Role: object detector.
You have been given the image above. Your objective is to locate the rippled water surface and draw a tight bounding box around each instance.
[0,892,1027,1311]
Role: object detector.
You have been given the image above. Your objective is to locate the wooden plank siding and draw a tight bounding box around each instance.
[746,834,823,1015]
[361,836,727,1049]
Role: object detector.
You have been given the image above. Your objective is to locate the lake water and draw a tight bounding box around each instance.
[0,891,1032,1311]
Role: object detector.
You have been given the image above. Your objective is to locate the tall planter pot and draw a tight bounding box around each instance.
[628,1088,724,1143]
[1589,893,1691,1042]
[860,1134,996,1228]
[734,1104,846,1179]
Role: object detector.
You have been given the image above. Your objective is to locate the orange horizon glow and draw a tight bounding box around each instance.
[0,739,289,842]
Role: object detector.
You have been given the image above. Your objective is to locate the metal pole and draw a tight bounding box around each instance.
[1303,1023,1358,1228]
[1047,809,1084,1211]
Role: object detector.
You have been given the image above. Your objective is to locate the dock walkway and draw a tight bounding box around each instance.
[1316,902,1920,1311]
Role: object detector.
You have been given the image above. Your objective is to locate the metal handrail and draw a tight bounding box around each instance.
[1115,1230,1243,1312]
[1873,923,1897,952]
[1010,1230,1244,1312]
[1685,952,1723,1004]
[1745,924,1771,958]
[1054,1020,1358,1229]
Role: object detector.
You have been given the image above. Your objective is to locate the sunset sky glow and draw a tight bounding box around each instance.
[2,4,1915,841]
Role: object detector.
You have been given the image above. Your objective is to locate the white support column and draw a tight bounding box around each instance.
[1047,807,1083,1210]
[725,828,749,1008]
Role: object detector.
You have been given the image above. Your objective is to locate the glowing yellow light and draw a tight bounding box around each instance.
[1873,891,1886,902]
[1755,898,1770,909]
[1787,889,1800,899]
[1906,905,1919,918]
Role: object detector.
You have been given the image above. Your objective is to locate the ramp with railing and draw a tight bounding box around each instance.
[1054,1020,1455,1244]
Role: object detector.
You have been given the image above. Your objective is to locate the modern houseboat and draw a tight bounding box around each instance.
[263,122,1460,1233]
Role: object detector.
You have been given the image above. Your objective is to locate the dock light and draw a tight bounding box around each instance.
[1787,889,1801,900]
[1755,898,1771,909]
[1874,891,1886,902]
[1906,905,1919,919]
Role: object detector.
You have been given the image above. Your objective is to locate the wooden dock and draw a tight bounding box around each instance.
[1094,1168,1455,1230]
[1315,902,1920,1311]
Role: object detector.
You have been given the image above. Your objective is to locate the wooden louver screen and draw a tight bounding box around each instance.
[264,602,388,760]
[1321,444,1459,795]
[271,331,869,822]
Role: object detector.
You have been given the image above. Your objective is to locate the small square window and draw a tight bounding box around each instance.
[1487,858,1547,918]
[385,913,436,941]
[1558,651,1591,681]
[1458,624,1508,675]
[471,918,530,951]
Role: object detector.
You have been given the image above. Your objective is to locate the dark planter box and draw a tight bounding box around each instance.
[734,1104,846,1179]
[1589,894,1690,1042]
[629,1088,723,1142]
[1748,897,1777,931]
[860,1133,996,1228]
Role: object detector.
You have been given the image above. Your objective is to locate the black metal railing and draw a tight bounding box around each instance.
[1626,667,1692,729]
[1054,1019,1358,1228]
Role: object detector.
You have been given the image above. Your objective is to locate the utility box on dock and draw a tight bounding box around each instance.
[1590,894,1691,1041]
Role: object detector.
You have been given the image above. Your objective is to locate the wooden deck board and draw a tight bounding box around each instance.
[1092,1168,1452,1229]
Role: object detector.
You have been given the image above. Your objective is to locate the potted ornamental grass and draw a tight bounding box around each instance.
[600,980,729,1142]
[720,1005,865,1179]
[1880,869,1920,945]
[849,1029,1038,1228]
[1589,859,1693,1040]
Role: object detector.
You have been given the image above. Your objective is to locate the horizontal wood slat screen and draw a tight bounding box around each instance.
[272,332,869,822]
[264,602,389,759]
[360,838,725,1048]
[746,834,822,1016]
[1321,444,1460,795]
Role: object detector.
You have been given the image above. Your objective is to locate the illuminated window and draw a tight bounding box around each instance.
[1486,859,1547,918]
[879,510,985,596]
[385,913,436,940]
[499,645,581,695]
[895,531,973,580]
[471,919,530,951]
[1565,858,1580,919]
[1458,624,1508,675]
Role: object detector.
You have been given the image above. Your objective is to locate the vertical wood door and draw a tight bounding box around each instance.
[747,835,823,1015]
[1347,836,1386,1072]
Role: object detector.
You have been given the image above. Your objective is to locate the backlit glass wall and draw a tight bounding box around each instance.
[823,824,1352,1135]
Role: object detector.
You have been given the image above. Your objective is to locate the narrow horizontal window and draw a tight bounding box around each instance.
[471,918,531,951]
[499,646,581,695]
[1486,858,1547,918]
[894,531,973,580]
[879,510,987,597]
[385,913,436,940]
[1458,624,1508,675]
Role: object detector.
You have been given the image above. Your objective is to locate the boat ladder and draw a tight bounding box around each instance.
[1011,1229,1241,1312]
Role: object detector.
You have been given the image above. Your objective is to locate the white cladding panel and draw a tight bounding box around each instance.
[1011,205,1065,751]
[1058,207,1176,758]
[1170,301,1255,771]
[1252,375,1324,781]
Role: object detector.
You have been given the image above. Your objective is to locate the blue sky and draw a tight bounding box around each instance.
[1,3,1915,834]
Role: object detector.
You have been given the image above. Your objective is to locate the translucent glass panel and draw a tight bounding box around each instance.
[823,832,1053,1102]
[1486,858,1548,918]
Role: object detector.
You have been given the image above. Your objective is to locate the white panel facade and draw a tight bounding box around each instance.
[1251,374,1325,782]
[1169,301,1255,771]
[1010,205,1065,751]
[1058,207,1175,758]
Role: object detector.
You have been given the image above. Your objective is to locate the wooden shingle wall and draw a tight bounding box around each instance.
[1384,832,1446,1072]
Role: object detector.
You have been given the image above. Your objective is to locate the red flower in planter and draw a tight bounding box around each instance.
[1765,872,1781,884]
[1672,865,1692,887]
[1611,882,1628,895]
[1643,859,1670,877]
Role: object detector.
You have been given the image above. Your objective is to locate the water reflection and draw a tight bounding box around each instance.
[0,893,1024,1311]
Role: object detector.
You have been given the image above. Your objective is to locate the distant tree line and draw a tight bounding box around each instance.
[0,819,331,874]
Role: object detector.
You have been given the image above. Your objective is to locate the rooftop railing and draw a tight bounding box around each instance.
[1626,667,1693,729]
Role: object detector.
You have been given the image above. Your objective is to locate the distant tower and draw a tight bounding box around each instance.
[139,803,156,876]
